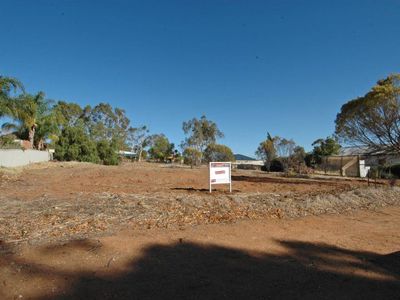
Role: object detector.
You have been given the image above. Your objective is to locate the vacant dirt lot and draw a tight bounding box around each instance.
[0,162,399,246]
[0,162,399,299]
[0,161,363,197]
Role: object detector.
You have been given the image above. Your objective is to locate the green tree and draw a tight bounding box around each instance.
[256,133,278,171]
[148,134,174,161]
[291,146,306,162]
[0,134,20,149]
[289,146,307,172]
[96,139,120,165]
[309,136,341,166]
[34,111,61,150]
[182,147,202,168]
[127,125,150,161]
[84,103,131,150]
[312,137,340,157]
[54,126,99,163]
[53,101,84,128]
[182,115,224,163]
[276,138,296,158]
[335,74,400,154]
[0,76,24,119]
[204,143,235,162]
[275,138,296,171]
[2,92,55,148]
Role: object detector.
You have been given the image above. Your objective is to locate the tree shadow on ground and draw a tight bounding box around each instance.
[170,187,210,192]
[170,187,241,193]
[17,239,397,300]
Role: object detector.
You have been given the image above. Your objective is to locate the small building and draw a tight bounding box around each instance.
[118,150,137,159]
[325,147,400,177]
[233,154,264,170]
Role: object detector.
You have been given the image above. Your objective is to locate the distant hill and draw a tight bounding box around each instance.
[234,154,256,161]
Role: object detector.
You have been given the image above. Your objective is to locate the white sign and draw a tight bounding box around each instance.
[209,162,232,193]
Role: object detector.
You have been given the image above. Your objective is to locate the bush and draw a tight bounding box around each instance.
[97,140,120,165]
[261,158,285,172]
[270,158,285,172]
[54,126,99,163]
[389,164,400,178]
[368,165,400,179]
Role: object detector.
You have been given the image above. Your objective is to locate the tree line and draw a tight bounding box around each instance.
[0,76,234,166]
[255,133,340,172]
[1,73,399,168]
[256,73,400,173]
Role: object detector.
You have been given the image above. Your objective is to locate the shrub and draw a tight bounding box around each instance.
[389,164,400,178]
[261,158,285,172]
[54,126,99,163]
[368,165,399,179]
[269,158,285,172]
[97,140,120,165]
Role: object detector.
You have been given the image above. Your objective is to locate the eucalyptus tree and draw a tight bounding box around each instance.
[203,143,235,162]
[127,125,150,161]
[335,74,400,154]
[53,101,84,128]
[83,103,131,150]
[256,133,278,170]
[182,115,224,163]
[148,134,174,162]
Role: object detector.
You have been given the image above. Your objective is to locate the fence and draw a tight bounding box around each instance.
[315,156,359,177]
[0,149,51,168]
[315,154,400,177]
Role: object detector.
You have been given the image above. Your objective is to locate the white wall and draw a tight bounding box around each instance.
[233,160,264,166]
[0,149,51,168]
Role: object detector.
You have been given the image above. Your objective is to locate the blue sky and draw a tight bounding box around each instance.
[1,0,399,157]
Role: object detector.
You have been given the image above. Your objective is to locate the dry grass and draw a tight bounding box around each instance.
[1,183,398,246]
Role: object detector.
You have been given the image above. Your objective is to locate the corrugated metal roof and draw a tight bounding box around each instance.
[337,146,371,156]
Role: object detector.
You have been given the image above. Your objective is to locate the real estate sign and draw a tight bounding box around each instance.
[209,162,232,193]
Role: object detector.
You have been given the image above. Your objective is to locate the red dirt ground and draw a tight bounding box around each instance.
[0,161,365,200]
[0,206,399,299]
[0,162,398,299]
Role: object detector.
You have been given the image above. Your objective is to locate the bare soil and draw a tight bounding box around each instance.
[0,206,399,299]
[1,162,397,246]
[0,162,399,299]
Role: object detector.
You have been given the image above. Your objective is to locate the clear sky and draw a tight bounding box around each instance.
[1,0,399,157]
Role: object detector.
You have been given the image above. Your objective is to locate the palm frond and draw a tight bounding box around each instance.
[0,76,25,95]
[1,122,19,132]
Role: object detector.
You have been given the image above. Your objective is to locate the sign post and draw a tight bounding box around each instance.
[209,162,232,193]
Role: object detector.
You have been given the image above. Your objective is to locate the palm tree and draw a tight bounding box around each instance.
[2,92,54,149]
[0,76,24,118]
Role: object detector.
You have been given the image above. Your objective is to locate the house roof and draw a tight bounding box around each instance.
[336,146,394,156]
[337,146,372,156]
[234,154,256,161]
